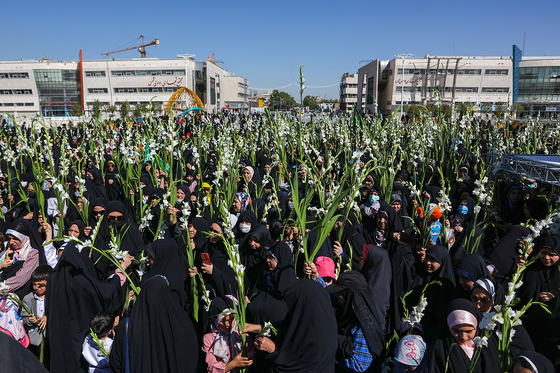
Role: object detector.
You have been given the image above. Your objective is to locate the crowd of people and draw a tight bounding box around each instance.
[0,112,558,373]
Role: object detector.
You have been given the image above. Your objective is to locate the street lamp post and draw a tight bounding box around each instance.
[395,53,413,120]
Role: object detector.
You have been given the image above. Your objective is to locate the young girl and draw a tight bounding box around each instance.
[202,295,252,373]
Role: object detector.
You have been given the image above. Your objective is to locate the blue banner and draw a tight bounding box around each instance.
[513,45,522,104]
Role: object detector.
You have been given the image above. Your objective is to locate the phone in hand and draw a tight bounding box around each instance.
[7,251,14,261]
[201,253,211,266]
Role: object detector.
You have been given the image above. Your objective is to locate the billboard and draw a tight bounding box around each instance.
[513,45,522,104]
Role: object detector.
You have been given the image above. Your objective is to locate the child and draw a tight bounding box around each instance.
[202,295,253,373]
[82,311,116,373]
[22,264,51,356]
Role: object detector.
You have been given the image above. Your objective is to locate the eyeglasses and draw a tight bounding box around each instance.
[471,295,492,304]
[107,215,125,221]
[93,210,105,216]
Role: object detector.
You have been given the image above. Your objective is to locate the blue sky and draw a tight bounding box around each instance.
[2,0,559,100]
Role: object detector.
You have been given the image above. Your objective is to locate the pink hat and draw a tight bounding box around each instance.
[314,256,336,279]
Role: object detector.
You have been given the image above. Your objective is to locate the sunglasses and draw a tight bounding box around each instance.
[107,215,125,221]
[93,210,105,216]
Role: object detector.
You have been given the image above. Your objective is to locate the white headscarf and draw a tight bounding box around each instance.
[5,229,32,261]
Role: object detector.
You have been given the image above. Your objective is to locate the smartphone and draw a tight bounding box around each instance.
[201,253,211,266]
[7,251,14,260]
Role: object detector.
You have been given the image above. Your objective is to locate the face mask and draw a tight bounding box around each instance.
[458,205,469,215]
[287,202,295,210]
[109,219,126,229]
[74,192,81,198]
[369,194,380,204]
[1,206,6,214]
[21,181,28,188]
[140,184,145,189]
[239,223,251,234]
[177,197,184,203]
[27,191,37,199]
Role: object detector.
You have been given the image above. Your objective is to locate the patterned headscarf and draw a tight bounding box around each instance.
[235,192,250,212]
[394,335,427,367]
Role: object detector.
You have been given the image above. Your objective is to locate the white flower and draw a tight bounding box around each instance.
[509,328,516,342]
[473,205,482,214]
[492,313,505,324]
[0,281,10,292]
[473,336,488,348]
[504,294,515,306]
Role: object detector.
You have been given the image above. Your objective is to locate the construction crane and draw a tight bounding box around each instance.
[102,35,160,58]
[207,53,224,66]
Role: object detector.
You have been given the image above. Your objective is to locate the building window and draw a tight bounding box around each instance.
[485,69,509,75]
[0,89,33,95]
[0,72,29,79]
[481,87,510,93]
[457,69,482,75]
[88,88,108,94]
[85,71,106,77]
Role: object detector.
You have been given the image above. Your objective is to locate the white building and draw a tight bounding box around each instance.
[339,73,366,111]
[356,55,512,116]
[353,50,560,118]
[220,72,249,111]
[0,54,249,118]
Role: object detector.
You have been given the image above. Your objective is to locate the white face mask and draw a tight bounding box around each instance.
[239,223,251,234]
[177,198,184,203]
[21,181,28,188]
[142,196,149,204]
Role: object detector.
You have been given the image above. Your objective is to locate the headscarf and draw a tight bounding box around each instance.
[68,220,86,240]
[360,244,392,333]
[46,241,125,373]
[141,239,185,306]
[267,279,338,373]
[0,329,47,372]
[446,309,478,359]
[326,270,386,361]
[394,335,427,367]
[247,241,295,324]
[472,278,505,305]
[455,254,491,283]
[515,351,556,373]
[429,298,500,373]
[208,295,242,364]
[0,293,27,342]
[486,225,531,286]
[234,192,250,212]
[84,166,107,201]
[424,245,456,286]
[88,197,109,227]
[109,276,198,373]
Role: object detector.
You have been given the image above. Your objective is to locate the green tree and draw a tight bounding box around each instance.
[151,102,163,116]
[407,104,421,119]
[119,101,131,120]
[303,95,320,110]
[133,103,146,119]
[514,103,524,117]
[106,104,117,120]
[267,90,298,110]
[456,103,469,118]
[71,103,82,117]
[481,102,493,113]
[92,100,103,121]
